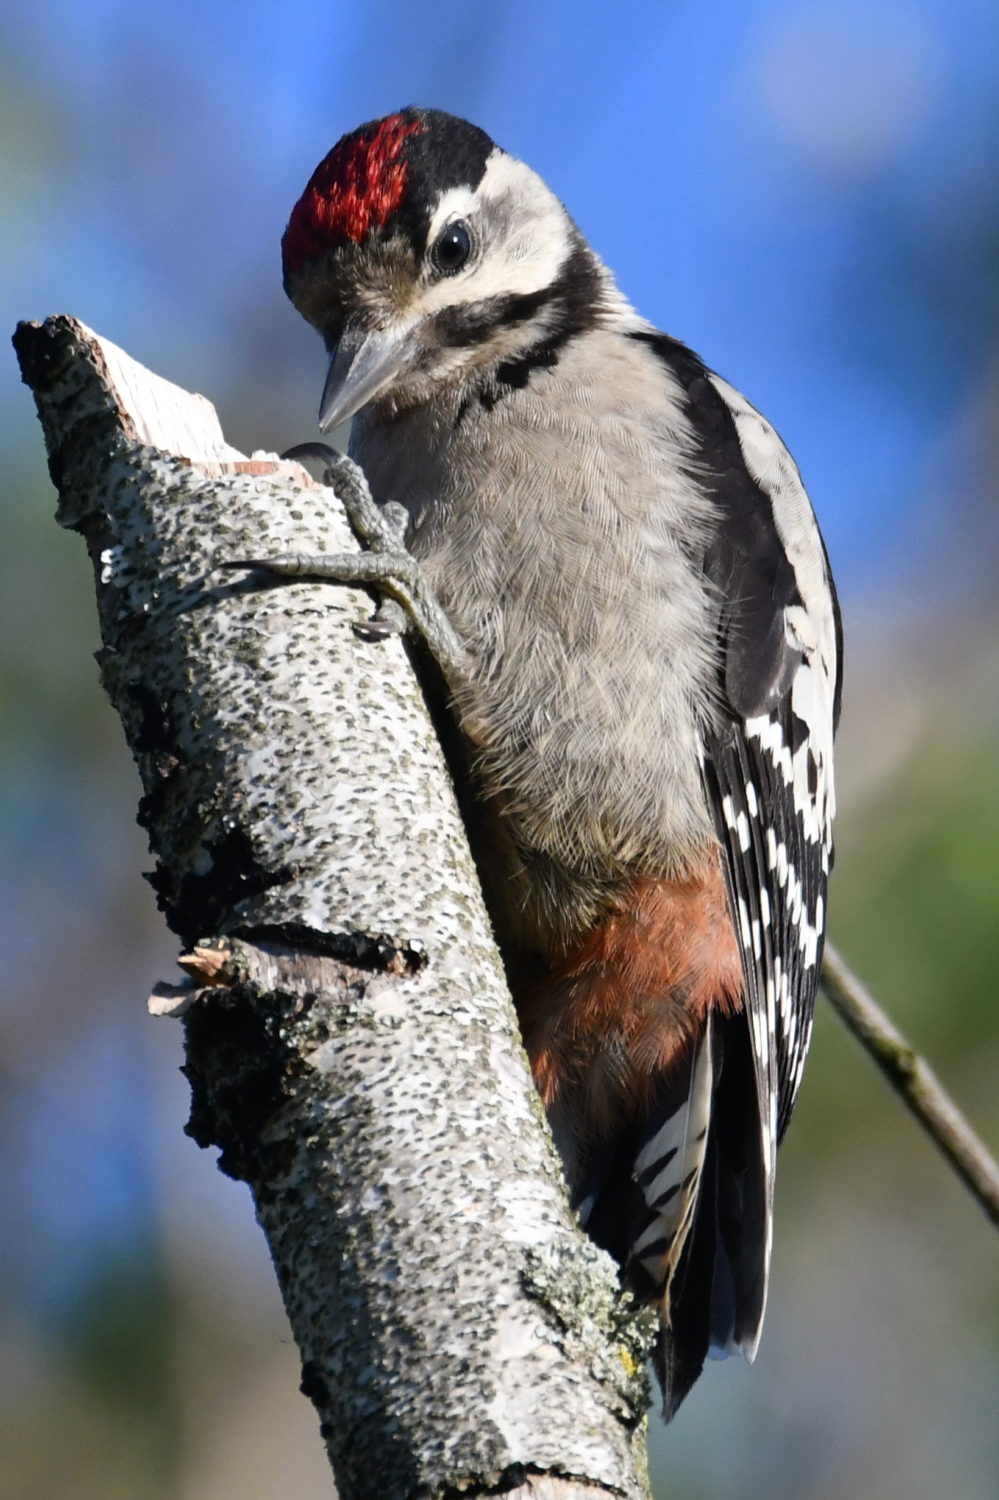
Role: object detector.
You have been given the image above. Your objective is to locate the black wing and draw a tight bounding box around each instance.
[631,330,842,1361]
[696,364,841,1148]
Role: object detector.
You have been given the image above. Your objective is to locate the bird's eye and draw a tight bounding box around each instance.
[431,220,472,275]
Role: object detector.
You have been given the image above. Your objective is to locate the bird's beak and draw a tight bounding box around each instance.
[318,321,414,432]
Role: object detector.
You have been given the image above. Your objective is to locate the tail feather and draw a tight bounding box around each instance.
[655,1013,771,1412]
[627,1014,715,1311]
[711,1012,769,1359]
[573,1011,772,1417]
[561,996,768,1416]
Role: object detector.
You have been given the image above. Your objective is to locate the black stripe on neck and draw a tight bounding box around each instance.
[437,235,604,414]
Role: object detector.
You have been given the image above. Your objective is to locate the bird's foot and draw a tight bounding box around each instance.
[282,443,409,554]
[224,443,464,682]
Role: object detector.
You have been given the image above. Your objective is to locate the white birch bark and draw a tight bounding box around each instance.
[14,315,655,1500]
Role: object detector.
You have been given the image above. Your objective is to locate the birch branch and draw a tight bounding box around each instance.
[820,943,999,1227]
[13,315,654,1500]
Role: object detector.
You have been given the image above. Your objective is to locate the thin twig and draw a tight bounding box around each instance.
[821,942,999,1227]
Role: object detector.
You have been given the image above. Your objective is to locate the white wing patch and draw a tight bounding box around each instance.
[711,371,838,864]
[700,370,840,1350]
[709,374,837,652]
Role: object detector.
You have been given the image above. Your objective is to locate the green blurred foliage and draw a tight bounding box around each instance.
[835,743,999,1060]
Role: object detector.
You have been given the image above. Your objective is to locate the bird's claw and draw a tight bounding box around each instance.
[223,547,464,685]
[281,443,401,554]
[353,598,409,640]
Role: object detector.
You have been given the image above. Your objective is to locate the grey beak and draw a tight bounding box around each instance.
[318,322,413,432]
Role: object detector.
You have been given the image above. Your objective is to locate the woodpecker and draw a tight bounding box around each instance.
[279,108,842,1415]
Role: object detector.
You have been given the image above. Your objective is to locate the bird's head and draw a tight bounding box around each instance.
[282,108,605,429]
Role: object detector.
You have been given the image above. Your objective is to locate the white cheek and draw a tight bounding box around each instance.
[418,212,569,315]
[418,149,572,316]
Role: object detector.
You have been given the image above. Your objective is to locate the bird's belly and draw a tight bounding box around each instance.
[356,418,722,912]
[452,632,713,869]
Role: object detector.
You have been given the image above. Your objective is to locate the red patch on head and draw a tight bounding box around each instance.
[282,113,426,275]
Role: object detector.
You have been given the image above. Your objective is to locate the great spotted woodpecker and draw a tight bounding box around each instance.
[276,107,842,1415]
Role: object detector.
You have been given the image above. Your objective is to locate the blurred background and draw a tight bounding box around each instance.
[3,2,998,1496]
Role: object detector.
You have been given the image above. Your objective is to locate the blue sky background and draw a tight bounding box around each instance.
[3,4,999,1498]
[5,0,997,596]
